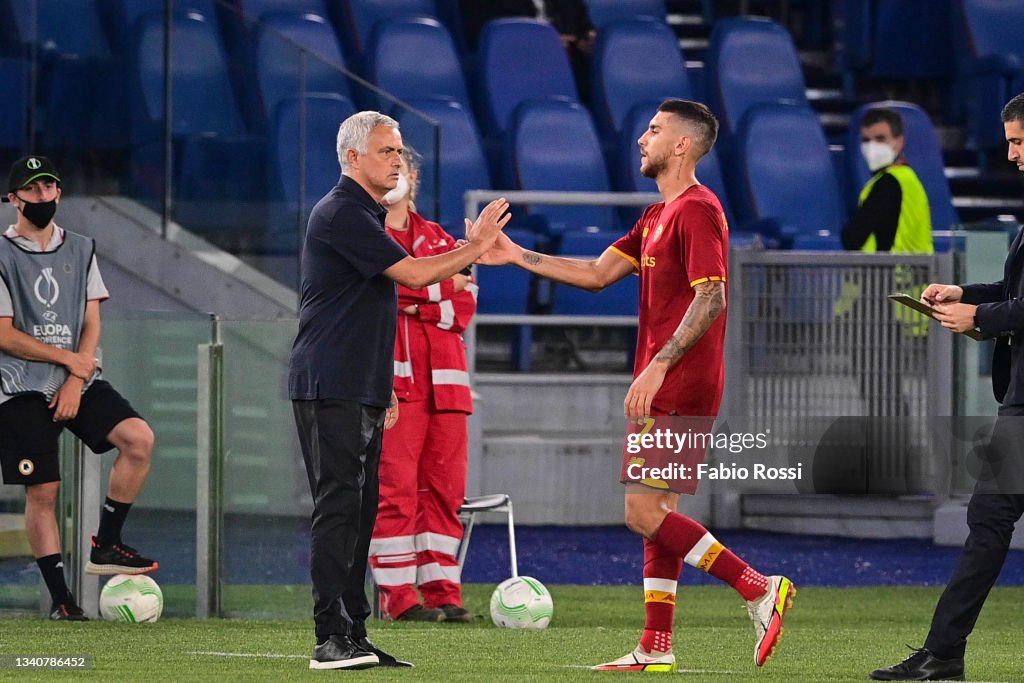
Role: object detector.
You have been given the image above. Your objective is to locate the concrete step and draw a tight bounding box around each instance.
[934,499,1024,550]
[740,494,938,539]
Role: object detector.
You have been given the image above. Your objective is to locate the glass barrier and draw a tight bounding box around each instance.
[17,0,439,292]
[216,319,307,618]
[90,312,212,618]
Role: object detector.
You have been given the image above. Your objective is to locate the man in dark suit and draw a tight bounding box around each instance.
[869,91,1024,681]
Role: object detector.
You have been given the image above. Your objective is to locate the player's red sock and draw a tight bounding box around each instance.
[653,512,769,602]
[638,537,681,653]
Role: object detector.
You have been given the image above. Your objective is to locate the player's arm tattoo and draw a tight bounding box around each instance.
[654,281,726,366]
[522,251,543,266]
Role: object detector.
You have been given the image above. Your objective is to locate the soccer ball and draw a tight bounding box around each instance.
[99,574,163,623]
[489,576,553,629]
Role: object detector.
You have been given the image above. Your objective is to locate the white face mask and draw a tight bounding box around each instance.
[861,141,898,172]
[381,172,410,206]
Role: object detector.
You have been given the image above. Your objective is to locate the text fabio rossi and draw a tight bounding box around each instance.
[626,461,803,481]
[624,427,803,481]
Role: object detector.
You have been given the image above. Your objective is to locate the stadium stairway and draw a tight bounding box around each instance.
[662,1,1024,228]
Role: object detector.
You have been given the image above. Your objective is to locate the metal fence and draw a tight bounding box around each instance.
[722,250,955,418]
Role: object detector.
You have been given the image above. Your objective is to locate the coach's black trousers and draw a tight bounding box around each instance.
[293,399,385,640]
[924,406,1024,659]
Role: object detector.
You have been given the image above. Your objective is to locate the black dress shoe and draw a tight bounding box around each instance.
[354,636,413,667]
[869,647,965,681]
[309,635,378,670]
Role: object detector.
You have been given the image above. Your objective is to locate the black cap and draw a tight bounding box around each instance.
[2,156,61,202]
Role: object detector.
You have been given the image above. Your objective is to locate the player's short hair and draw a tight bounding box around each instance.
[336,111,400,171]
[657,99,719,158]
[1001,92,1024,124]
[861,107,904,138]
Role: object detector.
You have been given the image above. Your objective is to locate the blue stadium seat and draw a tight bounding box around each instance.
[476,229,538,315]
[369,17,471,113]
[256,13,351,120]
[25,0,125,150]
[552,276,639,316]
[554,231,638,316]
[97,0,218,57]
[845,101,959,232]
[955,0,1024,151]
[393,98,491,231]
[706,18,808,147]
[132,11,265,235]
[268,93,355,252]
[737,102,844,244]
[133,11,244,143]
[591,19,693,140]
[478,19,579,139]
[695,146,735,230]
[475,229,537,371]
[510,98,616,235]
[337,0,438,66]
[584,0,666,27]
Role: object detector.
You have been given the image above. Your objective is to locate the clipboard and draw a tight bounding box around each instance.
[888,293,985,340]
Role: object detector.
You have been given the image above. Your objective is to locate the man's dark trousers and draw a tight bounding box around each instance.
[925,404,1024,658]
[293,399,385,640]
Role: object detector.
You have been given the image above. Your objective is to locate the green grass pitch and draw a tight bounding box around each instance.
[2,584,1023,681]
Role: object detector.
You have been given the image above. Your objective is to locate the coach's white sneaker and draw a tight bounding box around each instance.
[592,646,676,672]
[746,575,796,666]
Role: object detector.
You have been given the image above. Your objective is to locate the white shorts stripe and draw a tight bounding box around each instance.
[643,578,678,594]
[416,562,461,585]
[414,532,461,556]
[684,532,718,568]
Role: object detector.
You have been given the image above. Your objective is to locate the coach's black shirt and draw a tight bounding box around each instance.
[288,175,407,407]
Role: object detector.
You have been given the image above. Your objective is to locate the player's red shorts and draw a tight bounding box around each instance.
[620,411,717,495]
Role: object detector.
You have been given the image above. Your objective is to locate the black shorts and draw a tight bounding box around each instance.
[0,380,143,486]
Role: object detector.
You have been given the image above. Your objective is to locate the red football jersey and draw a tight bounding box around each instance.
[610,184,729,416]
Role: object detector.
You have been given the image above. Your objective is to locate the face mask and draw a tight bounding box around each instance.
[381,172,410,206]
[16,196,57,230]
[861,141,898,172]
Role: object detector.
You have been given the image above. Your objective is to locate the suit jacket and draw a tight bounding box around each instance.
[961,226,1024,405]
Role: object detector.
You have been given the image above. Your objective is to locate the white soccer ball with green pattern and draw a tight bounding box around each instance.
[490,576,553,629]
[99,574,163,623]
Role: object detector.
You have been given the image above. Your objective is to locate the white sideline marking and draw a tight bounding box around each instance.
[190,651,306,660]
[565,664,744,674]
